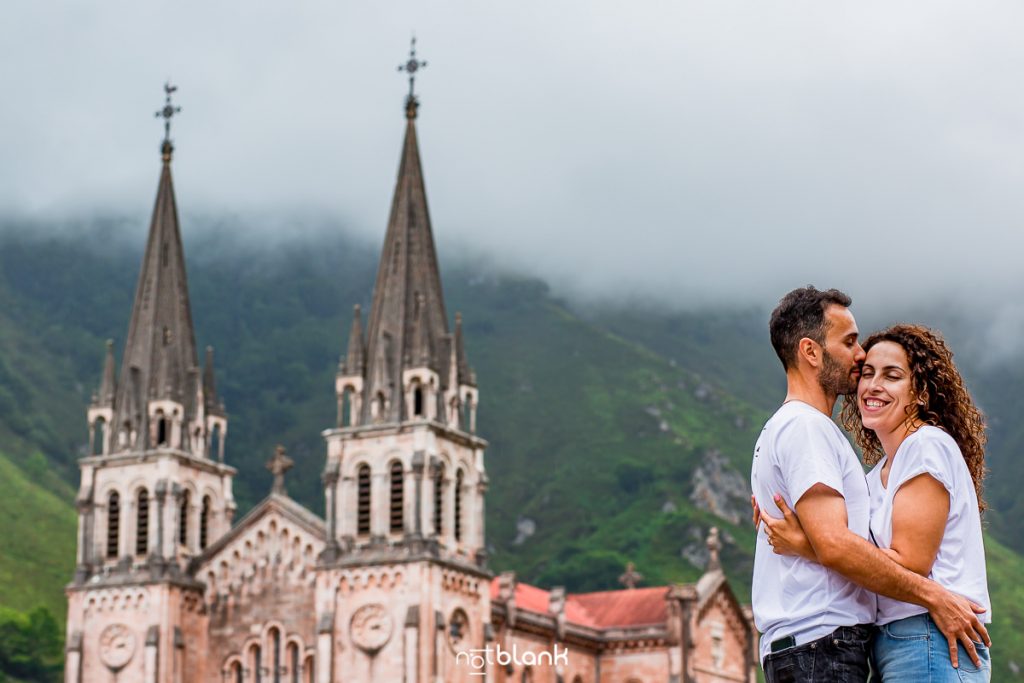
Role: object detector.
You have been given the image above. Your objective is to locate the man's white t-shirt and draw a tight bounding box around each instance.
[750,401,876,664]
[867,425,991,626]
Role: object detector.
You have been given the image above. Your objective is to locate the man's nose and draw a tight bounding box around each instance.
[854,344,866,363]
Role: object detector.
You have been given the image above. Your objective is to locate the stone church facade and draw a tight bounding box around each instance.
[65,82,757,683]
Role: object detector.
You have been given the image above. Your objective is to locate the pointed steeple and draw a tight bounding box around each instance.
[95,340,117,407]
[110,90,200,446]
[341,305,366,376]
[361,82,450,423]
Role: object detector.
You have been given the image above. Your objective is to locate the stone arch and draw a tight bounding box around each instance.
[410,378,425,418]
[262,622,286,683]
[223,655,244,683]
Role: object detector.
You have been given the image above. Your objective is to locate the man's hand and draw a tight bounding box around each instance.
[793,483,992,669]
[925,584,990,668]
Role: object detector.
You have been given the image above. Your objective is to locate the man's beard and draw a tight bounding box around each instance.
[820,349,858,397]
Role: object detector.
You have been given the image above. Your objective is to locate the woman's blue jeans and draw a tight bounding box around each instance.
[874,613,991,682]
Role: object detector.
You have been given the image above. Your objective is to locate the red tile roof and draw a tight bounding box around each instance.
[491,579,671,629]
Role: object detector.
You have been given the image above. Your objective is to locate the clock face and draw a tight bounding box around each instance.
[350,604,393,654]
[99,623,136,670]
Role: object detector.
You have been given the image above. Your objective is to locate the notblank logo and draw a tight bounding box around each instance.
[456,643,570,676]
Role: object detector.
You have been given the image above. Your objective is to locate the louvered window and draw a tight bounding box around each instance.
[357,466,371,536]
[135,489,149,555]
[106,492,120,559]
[389,462,404,533]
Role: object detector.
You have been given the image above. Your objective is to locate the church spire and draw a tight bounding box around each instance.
[109,83,204,451]
[360,42,450,424]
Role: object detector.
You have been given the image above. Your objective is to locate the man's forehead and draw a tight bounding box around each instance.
[825,304,858,335]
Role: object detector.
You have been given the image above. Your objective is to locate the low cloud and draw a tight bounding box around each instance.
[2,0,1021,320]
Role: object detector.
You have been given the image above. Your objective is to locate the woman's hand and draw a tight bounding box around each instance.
[759,494,818,561]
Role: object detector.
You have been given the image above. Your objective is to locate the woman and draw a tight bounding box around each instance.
[759,324,991,681]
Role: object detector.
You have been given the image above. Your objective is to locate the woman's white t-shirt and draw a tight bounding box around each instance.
[867,425,991,626]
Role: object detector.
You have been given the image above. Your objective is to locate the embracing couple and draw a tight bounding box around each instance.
[750,286,991,682]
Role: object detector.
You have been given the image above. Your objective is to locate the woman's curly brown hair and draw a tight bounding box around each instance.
[839,324,988,512]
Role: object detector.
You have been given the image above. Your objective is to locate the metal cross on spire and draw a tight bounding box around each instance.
[154,81,181,151]
[397,36,427,117]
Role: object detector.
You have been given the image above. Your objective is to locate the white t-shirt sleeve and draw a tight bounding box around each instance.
[778,417,846,505]
[892,430,957,499]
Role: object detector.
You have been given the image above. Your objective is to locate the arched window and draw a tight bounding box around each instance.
[413,384,424,417]
[433,465,445,536]
[106,492,120,559]
[156,414,168,447]
[251,644,263,683]
[389,461,404,533]
[269,628,282,683]
[230,661,243,683]
[288,643,300,683]
[200,496,211,550]
[304,655,314,683]
[178,490,190,548]
[572,676,584,683]
[91,418,105,455]
[521,667,533,683]
[135,489,149,555]
[454,470,464,543]
[357,465,371,536]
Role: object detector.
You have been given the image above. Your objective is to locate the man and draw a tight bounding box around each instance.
[750,286,988,682]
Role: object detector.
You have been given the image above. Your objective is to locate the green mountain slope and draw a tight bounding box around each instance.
[1,225,1022,680]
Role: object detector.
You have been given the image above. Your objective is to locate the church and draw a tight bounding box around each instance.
[64,57,758,683]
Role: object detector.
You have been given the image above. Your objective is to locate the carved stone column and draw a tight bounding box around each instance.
[317,612,334,683]
[410,451,426,540]
[404,605,420,683]
[144,625,159,683]
[322,465,340,561]
[152,479,168,574]
[64,631,83,683]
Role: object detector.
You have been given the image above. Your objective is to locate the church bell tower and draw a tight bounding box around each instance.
[316,40,491,683]
[65,83,236,683]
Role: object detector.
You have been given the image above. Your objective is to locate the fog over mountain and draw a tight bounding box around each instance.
[2,1,1022,318]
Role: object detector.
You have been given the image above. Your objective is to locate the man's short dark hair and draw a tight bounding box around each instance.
[770,286,852,370]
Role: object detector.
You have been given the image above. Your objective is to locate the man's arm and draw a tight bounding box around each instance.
[795,483,989,668]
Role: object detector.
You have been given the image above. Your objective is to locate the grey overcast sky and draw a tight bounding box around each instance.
[2,1,1023,317]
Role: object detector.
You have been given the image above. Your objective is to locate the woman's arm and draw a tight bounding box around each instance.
[888,473,949,576]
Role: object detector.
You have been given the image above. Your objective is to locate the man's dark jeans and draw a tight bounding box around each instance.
[763,624,873,683]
